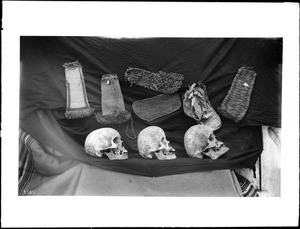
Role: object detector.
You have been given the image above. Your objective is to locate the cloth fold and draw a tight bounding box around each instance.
[18,128,78,195]
[19,129,35,195]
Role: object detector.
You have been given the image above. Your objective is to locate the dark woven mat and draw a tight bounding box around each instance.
[125,67,184,94]
[218,66,257,122]
[132,93,181,122]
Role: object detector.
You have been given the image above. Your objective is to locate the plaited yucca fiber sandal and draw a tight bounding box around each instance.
[132,93,182,123]
[125,67,184,94]
[218,66,257,122]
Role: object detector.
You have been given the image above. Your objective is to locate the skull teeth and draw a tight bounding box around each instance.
[102,149,126,155]
[113,150,125,155]
[204,144,224,153]
[214,144,224,151]
[162,150,175,155]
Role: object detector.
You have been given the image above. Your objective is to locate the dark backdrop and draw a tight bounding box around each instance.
[19,37,282,177]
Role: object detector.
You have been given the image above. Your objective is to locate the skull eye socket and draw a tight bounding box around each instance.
[113,137,124,147]
[208,134,214,141]
[102,149,111,153]
[113,137,119,143]
[204,148,209,153]
[157,137,165,148]
[152,149,161,154]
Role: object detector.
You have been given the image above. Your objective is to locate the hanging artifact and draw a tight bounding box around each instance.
[95,74,131,125]
[124,67,184,94]
[63,61,95,119]
[218,66,257,122]
[132,93,181,123]
[183,82,221,130]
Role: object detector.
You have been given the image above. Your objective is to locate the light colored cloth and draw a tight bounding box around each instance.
[257,126,281,197]
[22,163,242,196]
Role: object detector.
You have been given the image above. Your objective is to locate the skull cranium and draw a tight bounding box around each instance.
[137,126,176,160]
[84,128,128,160]
[184,124,229,159]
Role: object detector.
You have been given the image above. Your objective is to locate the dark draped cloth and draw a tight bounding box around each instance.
[19,37,282,177]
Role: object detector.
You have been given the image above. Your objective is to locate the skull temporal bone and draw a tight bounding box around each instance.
[137,126,176,160]
[84,128,128,160]
[184,124,229,159]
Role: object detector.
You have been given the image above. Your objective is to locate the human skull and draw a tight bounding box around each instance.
[184,124,229,159]
[137,126,176,160]
[84,128,128,160]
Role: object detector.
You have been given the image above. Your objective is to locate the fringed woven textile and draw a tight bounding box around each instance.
[132,93,181,123]
[235,172,259,197]
[63,61,94,119]
[125,67,184,94]
[218,66,257,122]
[95,74,132,125]
[19,128,35,196]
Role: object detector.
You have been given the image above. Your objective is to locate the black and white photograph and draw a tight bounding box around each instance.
[2,1,299,228]
[18,36,282,197]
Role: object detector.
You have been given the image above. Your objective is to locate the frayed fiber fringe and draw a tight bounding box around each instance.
[95,110,131,125]
[63,60,82,69]
[65,108,95,119]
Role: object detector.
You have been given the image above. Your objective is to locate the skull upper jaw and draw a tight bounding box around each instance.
[154,149,177,160]
[104,149,129,160]
[202,143,229,160]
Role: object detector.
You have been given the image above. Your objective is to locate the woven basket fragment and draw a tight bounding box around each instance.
[125,67,184,94]
[132,93,181,122]
[218,66,257,122]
